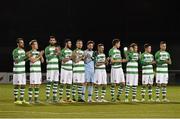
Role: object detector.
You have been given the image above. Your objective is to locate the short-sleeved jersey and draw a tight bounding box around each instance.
[126,52,139,74]
[73,48,85,73]
[60,48,73,71]
[140,52,154,75]
[12,48,27,74]
[95,53,106,69]
[29,50,41,73]
[155,50,171,74]
[45,45,59,71]
[109,48,122,68]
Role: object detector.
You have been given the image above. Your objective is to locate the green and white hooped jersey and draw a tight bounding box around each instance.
[95,53,106,69]
[12,48,26,74]
[45,45,59,71]
[126,52,139,74]
[140,52,154,75]
[30,50,41,73]
[73,49,85,73]
[61,48,73,71]
[109,48,122,68]
[155,50,170,74]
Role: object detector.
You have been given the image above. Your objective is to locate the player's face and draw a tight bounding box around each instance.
[32,42,38,50]
[146,46,151,53]
[160,43,166,51]
[49,38,57,46]
[134,46,138,52]
[116,42,121,48]
[98,46,104,53]
[129,47,133,52]
[67,41,72,48]
[87,43,94,50]
[18,40,24,48]
[76,41,83,49]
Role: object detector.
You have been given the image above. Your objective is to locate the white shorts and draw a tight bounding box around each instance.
[47,70,59,82]
[60,69,73,84]
[142,75,154,85]
[156,73,168,84]
[30,73,42,85]
[13,73,26,85]
[73,73,85,84]
[94,69,107,85]
[111,68,125,84]
[126,74,138,86]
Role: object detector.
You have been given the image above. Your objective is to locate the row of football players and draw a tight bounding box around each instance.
[12,36,171,104]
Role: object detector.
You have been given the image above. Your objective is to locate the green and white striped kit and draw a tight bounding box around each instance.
[30,50,41,73]
[126,52,139,74]
[61,48,73,71]
[140,52,154,75]
[45,45,59,71]
[155,51,170,74]
[73,48,85,73]
[12,48,26,74]
[109,48,122,68]
[95,53,106,69]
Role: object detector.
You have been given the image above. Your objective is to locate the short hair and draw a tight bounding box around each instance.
[16,38,24,43]
[50,36,56,39]
[97,43,104,47]
[29,39,37,46]
[87,40,95,46]
[65,38,71,44]
[130,43,138,48]
[76,39,83,43]
[160,41,166,45]
[112,39,120,46]
[144,43,151,49]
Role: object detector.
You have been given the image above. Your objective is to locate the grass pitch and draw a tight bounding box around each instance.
[0,84,180,118]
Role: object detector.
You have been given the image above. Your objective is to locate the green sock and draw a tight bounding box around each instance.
[28,87,33,101]
[34,87,39,102]
[59,84,64,100]
[66,84,71,100]
[125,85,130,99]
[101,86,106,100]
[14,86,19,101]
[46,82,51,100]
[110,85,115,99]
[94,86,99,100]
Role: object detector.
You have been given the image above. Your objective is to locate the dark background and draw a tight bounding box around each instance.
[0,0,180,72]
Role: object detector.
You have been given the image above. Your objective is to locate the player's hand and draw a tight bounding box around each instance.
[121,59,127,63]
[165,59,171,64]
[39,50,44,57]
[106,57,110,61]
[29,57,36,63]
[151,61,156,64]
[55,47,61,56]
[63,58,70,63]
[26,51,32,58]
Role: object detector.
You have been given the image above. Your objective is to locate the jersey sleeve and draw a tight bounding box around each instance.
[45,46,54,61]
[108,49,113,58]
[59,49,65,60]
[12,49,27,62]
[126,52,132,61]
